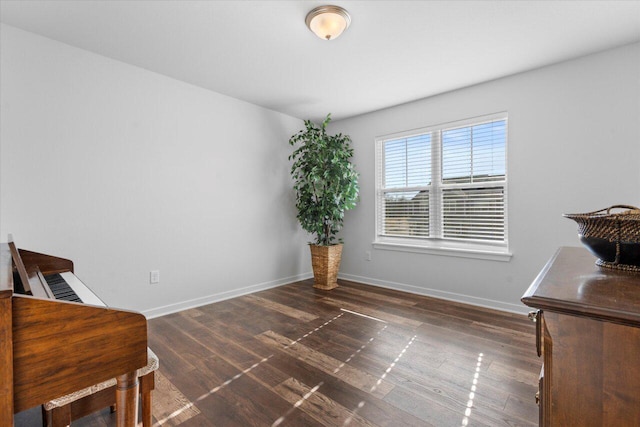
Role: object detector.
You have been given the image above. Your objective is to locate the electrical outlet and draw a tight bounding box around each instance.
[150,270,160,284]
[365,251,372,261]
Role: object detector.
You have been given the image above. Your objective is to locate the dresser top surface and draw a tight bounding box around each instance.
[522,247,640,325]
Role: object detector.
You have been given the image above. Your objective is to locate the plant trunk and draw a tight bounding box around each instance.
[323,221,330,246]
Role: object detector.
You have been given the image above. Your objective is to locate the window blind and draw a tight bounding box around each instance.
[376,115,508,247]
[379,134,431,237]
[441,186,505,241]
[442,120,506,184]
[439,119,506,242]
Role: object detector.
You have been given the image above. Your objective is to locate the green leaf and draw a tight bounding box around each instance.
[288,114,359,245]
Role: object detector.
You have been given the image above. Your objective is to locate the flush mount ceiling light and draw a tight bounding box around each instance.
[305,5,351,41]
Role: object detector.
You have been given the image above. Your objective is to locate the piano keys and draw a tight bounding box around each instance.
[44,271,106,306]
[8,240,104,305]
[0,237,148,427]
[43,273,83,303]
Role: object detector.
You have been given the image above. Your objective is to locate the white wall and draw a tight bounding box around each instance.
[2,24,639,317]
[0,24,311,317]
[332,42,640,313]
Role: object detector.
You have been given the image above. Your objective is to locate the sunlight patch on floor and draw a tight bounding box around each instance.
[151,371,201,427]
[285,312,344,348]
[272,312,385,425]
[461,352,484,427]
[370,335,416,393]
[340,308,387,323]
[343,400,366,426]
[334,324,387,374]
[271,382,324,427]
[153,354,274,426]
[155,311,346,426]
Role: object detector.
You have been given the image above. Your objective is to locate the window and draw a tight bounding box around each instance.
[375,113,510,260]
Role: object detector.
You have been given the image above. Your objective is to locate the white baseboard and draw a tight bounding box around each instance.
[142,271,528,319]
[142,272,313,319]
[338,273,529,315]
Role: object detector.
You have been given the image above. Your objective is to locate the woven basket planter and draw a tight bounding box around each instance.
[564,205,640,272]
[310,244,343,290]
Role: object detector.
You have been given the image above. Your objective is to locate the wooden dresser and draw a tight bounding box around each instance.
[522,247,640,426]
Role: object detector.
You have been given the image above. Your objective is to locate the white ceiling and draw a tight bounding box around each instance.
[1,1,640,122]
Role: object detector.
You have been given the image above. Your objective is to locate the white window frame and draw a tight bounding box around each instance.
[374,112,512,261]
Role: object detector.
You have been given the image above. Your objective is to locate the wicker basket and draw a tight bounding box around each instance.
[564,205,640,272]
[310,244,343,290]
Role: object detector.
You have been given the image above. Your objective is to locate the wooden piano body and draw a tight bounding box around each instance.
[0,239,148,426]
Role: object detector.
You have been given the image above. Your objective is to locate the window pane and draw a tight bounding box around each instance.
[472,121,506,182]
[406,135,431,187]
[442,120,505,184]
[384,139,406,188]
[384,134,431,188]
[376,114,508,249]
[383,190,429,237]
[442,127,471,183]
[442,187,505,241]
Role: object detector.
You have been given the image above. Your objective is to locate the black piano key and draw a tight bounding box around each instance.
[54,290,75,299]
[52,289,78,299]
[43,273,83,303]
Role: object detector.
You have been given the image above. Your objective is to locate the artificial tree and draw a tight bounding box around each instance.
[289,114,359,289]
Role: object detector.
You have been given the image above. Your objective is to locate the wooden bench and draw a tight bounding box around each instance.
[43,348,158,427]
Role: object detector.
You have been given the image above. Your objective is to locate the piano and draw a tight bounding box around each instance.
[0,237,148,427]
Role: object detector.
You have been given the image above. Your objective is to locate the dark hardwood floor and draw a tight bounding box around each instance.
[16,279,541,426]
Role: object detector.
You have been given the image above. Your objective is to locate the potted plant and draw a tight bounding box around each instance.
[289,114,359,290]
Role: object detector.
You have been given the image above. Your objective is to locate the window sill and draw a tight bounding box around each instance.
[372,238,512,262]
